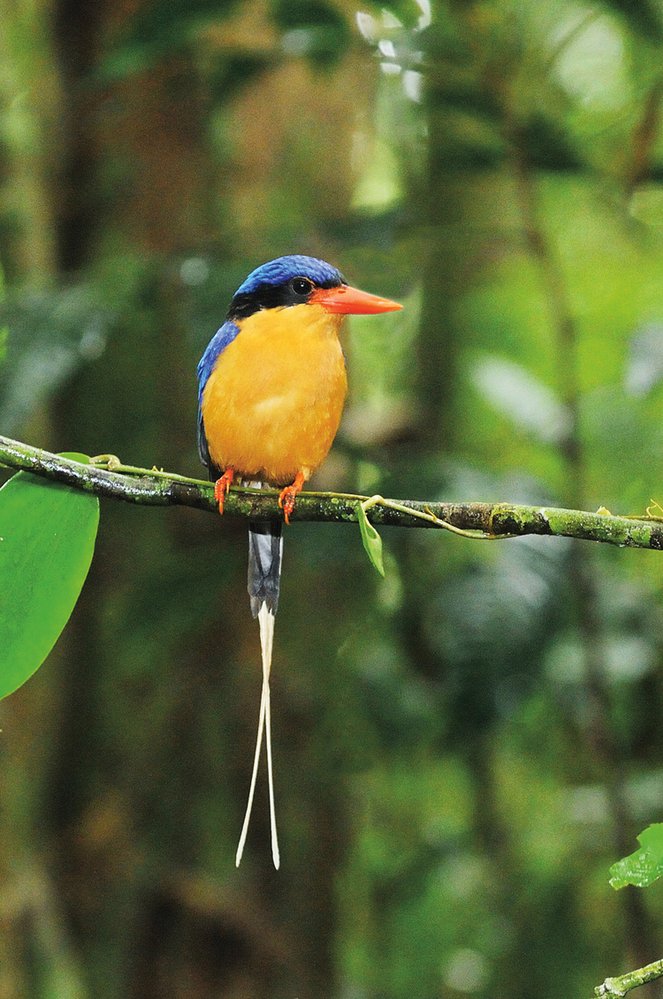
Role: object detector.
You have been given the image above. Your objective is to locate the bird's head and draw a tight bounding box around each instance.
[227,254,402,321]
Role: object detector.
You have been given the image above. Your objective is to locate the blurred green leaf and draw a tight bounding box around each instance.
[518,113,583,171]
[357,503,385,577]
[626,322,663,396]
[601,0,663,41]
[208,52,277,102]
[364,1,428,32]
[0,455,99,699]
[472,355,571,444]
[0,260,6,366]
[438,82,502,122]
[272,0,349,66]
[0,283,111,434]
[609,823,663,889]
[102,0,241,78]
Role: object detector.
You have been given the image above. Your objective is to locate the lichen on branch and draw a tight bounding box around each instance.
[2,434,663,550]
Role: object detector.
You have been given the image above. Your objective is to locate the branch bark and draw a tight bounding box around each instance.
[1,434,663,549]
[595,958,663,997]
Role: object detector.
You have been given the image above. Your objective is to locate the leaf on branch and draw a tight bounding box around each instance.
[357,503,385,577]
[0,455,99,699]
[609,823,663,890]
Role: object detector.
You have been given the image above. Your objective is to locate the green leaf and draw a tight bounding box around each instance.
[0,456,100,698]
[357,503,385,577]
[609,824,663,890]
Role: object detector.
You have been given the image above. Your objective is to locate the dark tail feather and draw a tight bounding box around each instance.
[248,520,283,617]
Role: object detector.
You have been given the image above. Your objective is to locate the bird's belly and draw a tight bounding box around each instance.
[201,306,348,484]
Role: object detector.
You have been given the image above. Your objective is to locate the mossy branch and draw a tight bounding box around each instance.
[2,434,663,550]
[595,957,663,997]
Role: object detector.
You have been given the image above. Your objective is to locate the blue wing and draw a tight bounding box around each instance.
[196,319,240,470]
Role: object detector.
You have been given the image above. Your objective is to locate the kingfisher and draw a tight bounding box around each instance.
[197,254,402,869]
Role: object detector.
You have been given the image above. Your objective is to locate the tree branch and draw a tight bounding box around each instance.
[595,958,663,997]
[2,434,663,549]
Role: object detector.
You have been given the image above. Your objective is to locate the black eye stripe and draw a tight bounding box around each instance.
[227,275,335,319]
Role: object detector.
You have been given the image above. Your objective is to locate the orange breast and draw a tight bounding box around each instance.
[201,303,348,484]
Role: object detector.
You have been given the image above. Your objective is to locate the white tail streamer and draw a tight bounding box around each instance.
[235,603,280,869]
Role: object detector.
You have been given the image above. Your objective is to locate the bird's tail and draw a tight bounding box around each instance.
[247,520,283,618]
[235,520,283,870]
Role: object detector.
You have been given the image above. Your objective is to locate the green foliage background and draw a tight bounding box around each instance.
[3,1,663,996]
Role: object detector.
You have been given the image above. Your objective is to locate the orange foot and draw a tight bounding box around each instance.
[214,467,235,514]
[278,471,306,525]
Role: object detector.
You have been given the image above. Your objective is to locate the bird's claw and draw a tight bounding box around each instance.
[214,468,235,514]
[278,489,296,525]
[278,472,305,525]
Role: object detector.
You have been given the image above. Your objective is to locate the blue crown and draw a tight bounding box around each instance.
[235,255,344,295]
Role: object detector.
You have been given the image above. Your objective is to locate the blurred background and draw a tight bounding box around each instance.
[3,0,663,996]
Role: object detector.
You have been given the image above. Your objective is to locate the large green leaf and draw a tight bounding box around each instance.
[609,824,663,890]
[0,457,99,698]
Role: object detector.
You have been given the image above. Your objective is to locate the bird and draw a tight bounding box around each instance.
[196,254,402,869]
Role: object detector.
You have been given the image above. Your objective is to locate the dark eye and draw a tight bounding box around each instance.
[291,277,313,297]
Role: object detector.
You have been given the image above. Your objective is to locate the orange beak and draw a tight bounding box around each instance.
[310,284,403,315]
